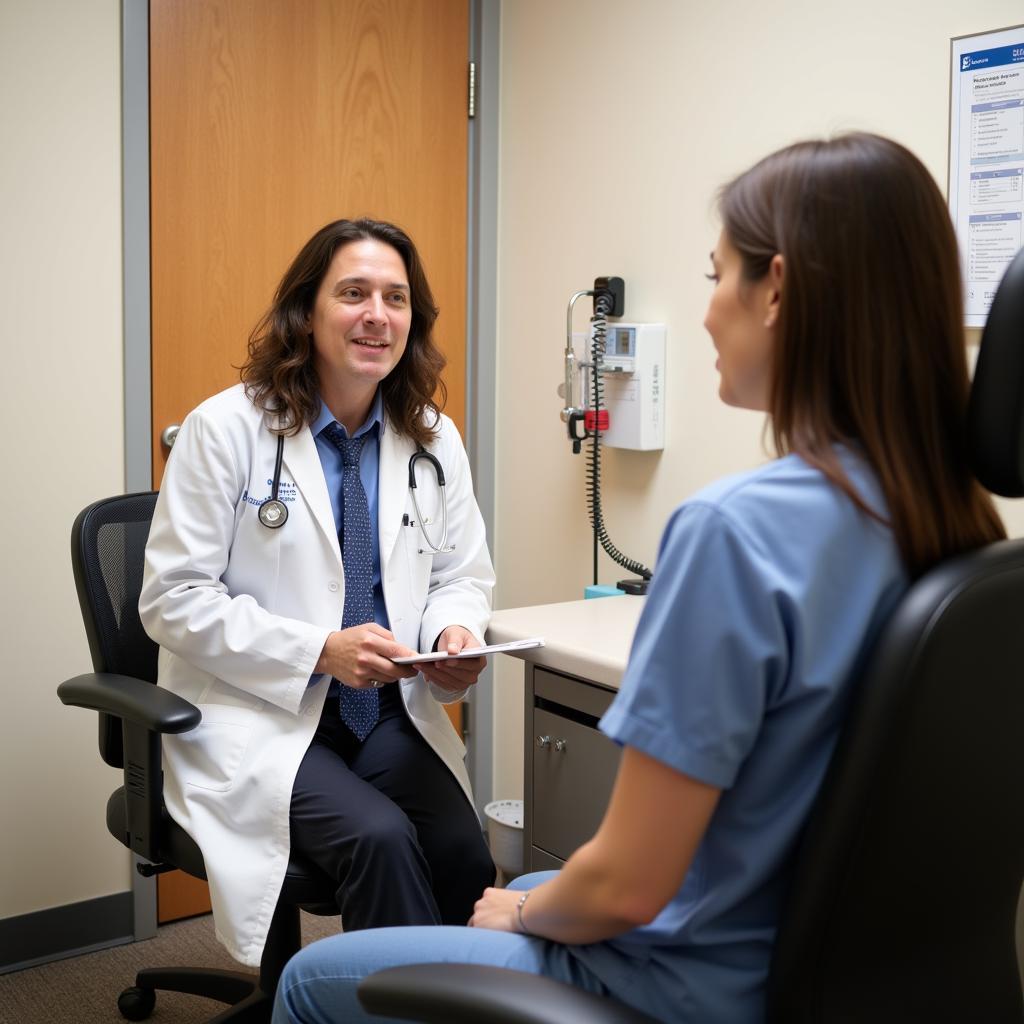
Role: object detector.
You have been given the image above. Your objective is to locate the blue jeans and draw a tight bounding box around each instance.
[271,872,606,1024]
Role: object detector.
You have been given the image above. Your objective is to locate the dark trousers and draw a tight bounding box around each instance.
[289,685,495,931]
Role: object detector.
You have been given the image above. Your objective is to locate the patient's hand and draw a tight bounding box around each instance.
[467,886,522,932]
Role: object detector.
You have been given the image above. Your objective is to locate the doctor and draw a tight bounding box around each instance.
[140,218,497,968]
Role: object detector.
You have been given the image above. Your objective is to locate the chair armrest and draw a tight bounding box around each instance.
[358,964,660,1024]
[58,672,201,734]
[59,672,200,864]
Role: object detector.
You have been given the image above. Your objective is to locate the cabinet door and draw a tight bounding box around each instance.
[531,707,621,862]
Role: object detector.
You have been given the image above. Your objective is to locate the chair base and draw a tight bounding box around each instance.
[120,966,272,1023]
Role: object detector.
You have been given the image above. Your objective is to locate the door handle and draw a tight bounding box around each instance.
[161,424,181,449]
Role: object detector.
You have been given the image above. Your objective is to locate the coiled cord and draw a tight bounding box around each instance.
[586,295,653,582]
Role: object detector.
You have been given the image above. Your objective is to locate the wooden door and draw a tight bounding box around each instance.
[149,0,470,924]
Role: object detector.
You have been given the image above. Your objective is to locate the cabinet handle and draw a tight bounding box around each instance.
[536,735,551,749]
[554,738,568,753]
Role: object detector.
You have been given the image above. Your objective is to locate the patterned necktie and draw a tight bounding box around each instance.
[322,424,379,740]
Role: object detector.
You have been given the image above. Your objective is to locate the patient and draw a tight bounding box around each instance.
[271,133,1005,1023]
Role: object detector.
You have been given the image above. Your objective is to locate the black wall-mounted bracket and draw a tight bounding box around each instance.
[592,276,625,317]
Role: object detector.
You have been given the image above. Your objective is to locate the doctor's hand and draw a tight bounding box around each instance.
[315,624,419,689]
[419,625,486,693]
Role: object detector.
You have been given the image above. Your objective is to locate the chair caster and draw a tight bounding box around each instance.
[118,985,156,1021]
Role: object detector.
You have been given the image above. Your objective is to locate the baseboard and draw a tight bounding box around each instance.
[0,891,133,975]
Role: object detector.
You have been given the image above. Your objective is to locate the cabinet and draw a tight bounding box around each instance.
[523,666,621,871]
[487,594,644,874]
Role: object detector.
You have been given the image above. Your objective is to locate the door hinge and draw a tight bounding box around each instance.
[468,61,477,119]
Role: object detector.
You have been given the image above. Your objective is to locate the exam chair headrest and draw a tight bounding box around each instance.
[968,246,1024,498]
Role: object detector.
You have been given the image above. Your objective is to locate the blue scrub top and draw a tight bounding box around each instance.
[570,448,907,1023]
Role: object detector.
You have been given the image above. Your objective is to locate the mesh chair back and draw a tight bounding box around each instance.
[71,491,159,768]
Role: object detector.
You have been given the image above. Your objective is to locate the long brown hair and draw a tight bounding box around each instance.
[719,132,1004,577]
[240,218,447,447]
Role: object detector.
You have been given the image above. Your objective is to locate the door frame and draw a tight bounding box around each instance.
[121,0,501,940]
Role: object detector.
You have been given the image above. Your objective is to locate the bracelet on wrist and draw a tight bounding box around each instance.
[515,890,532,935]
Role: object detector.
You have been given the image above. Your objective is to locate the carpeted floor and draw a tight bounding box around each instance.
[4,904,1022,1023]
[0,912,339,1024]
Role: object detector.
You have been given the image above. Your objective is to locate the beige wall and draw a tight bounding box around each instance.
[0,0,128,918]
[491,0,1024,800]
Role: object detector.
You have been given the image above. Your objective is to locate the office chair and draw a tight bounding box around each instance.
[358,254,1024,1021]
[57,491,338,1022]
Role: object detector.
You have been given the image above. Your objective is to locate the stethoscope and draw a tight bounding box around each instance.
[407,447,452,554]
[257,435,290,529]
[258,435,453,554]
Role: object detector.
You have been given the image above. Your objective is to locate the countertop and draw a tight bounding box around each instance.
[486,596,645,689]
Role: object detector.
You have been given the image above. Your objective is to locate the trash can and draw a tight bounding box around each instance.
[484,799,523,884]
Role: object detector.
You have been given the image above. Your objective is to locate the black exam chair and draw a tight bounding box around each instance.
[58,491,338,1022]
[358,257,1024,1021]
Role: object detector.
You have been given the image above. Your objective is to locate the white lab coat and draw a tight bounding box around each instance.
[139,383,494,966]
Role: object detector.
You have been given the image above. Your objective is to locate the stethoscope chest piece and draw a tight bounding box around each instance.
[259,433,289,529]
[259,498,289,529]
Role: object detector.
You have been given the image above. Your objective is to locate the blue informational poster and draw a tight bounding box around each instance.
[949,25,1024,326]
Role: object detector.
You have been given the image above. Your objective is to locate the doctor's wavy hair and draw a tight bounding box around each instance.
[240,218,446,447]
[718,132,1004,578]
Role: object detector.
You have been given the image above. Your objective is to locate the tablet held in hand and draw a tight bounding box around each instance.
[391,637,545,665]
